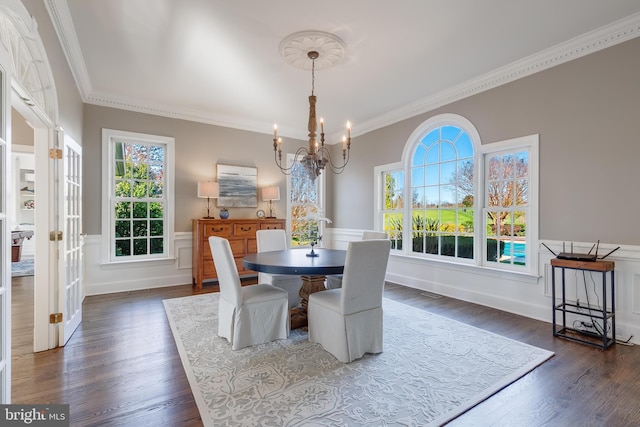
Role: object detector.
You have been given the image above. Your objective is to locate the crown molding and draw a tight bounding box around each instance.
[85,89,311,139]
[47,2,640,139]
[356,12,640,137]
[44,0,91,99]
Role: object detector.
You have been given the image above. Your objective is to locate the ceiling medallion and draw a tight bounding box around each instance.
[279,30,346,70]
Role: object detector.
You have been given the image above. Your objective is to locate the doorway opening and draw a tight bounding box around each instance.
[10,107,37,354]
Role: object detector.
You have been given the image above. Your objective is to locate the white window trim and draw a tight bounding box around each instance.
[478,134,539,274]
[101,129,175,265]
[374,113,540,278]
[373,161,402,230]
[374,161,403,251]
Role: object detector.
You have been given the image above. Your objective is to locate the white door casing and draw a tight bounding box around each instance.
[0,39,11,403]
[0,0,64,353]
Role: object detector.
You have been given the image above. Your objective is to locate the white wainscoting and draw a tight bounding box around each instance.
[83,229,640,344]
[83,232,193,296]
[324,228,640,345]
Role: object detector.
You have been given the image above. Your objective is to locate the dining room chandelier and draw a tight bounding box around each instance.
[273,31,351,181]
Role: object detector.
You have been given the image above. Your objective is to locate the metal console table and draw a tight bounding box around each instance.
[551,258,615,350]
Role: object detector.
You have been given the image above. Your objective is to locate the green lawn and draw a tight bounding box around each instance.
[412,209,474,226]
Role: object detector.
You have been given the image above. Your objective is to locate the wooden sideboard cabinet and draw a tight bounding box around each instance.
[192,218,285,289]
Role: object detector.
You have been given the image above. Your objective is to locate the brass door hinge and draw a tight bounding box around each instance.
[50,313,63,324]
[49,230,63,241]
[49,148,63,159]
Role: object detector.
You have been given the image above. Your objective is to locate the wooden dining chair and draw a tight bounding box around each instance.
[208,236,290,350]
[325,230,388,290]
[308,239,391,363]
[256,229,303,308]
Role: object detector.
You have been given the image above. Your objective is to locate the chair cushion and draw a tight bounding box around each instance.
[308,288,341,311]
[241,283,289,303]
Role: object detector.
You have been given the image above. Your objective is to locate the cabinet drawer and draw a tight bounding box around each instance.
[260,222,284,230]
[204,258,251,277]
[202,223,231,238]
[233,223,258,237]
[204,238,245,259]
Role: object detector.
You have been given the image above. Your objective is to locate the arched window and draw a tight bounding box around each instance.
[410,121,476,259]
[376,113,538,273]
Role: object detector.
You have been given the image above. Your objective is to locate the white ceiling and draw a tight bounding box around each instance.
[49,0,640,142]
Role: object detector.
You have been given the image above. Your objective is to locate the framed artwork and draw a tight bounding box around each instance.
[217,164,258,207]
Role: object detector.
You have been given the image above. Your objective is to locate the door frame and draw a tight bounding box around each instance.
[12,98,57,352]
[1,0,63,353]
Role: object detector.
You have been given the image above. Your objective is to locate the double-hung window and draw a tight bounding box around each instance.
[480,135,538,271]
[102,129,175,263]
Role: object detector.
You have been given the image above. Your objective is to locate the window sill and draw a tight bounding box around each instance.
[100,256,177,269]
[389,252,541,284]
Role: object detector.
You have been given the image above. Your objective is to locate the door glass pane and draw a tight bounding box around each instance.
[0,145,4,204]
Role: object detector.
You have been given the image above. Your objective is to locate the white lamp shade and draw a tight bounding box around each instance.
[198,181,219,198]
[261,186,280,201]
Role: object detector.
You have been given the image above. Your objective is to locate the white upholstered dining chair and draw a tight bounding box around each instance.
[308,239,391,363]
[325,230,388,290]
[208,236,290,350]
[256,229,302,308]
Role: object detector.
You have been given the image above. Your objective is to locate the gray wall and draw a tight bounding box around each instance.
[330,37,640,246]
[82,105,305,234]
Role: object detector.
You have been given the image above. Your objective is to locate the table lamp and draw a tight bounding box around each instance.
[261,186,280,219]
[198,181,219,219]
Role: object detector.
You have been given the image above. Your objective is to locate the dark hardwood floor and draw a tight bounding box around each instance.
[11,277,640,426]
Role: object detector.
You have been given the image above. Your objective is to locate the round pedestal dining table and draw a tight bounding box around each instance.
[243,247,346,329]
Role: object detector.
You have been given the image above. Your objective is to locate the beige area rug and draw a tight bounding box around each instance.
[163,293,553,426]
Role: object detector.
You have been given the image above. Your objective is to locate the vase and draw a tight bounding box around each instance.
[219,208,229,219]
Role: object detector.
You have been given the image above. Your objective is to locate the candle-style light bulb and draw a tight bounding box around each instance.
[346,121,351,139]
[320,117,324,134]
[273,124,278,138]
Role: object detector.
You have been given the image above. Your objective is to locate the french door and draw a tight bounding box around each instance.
[58,133,82,345]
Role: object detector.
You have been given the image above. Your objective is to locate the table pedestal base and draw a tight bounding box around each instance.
[290,275,326,329]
